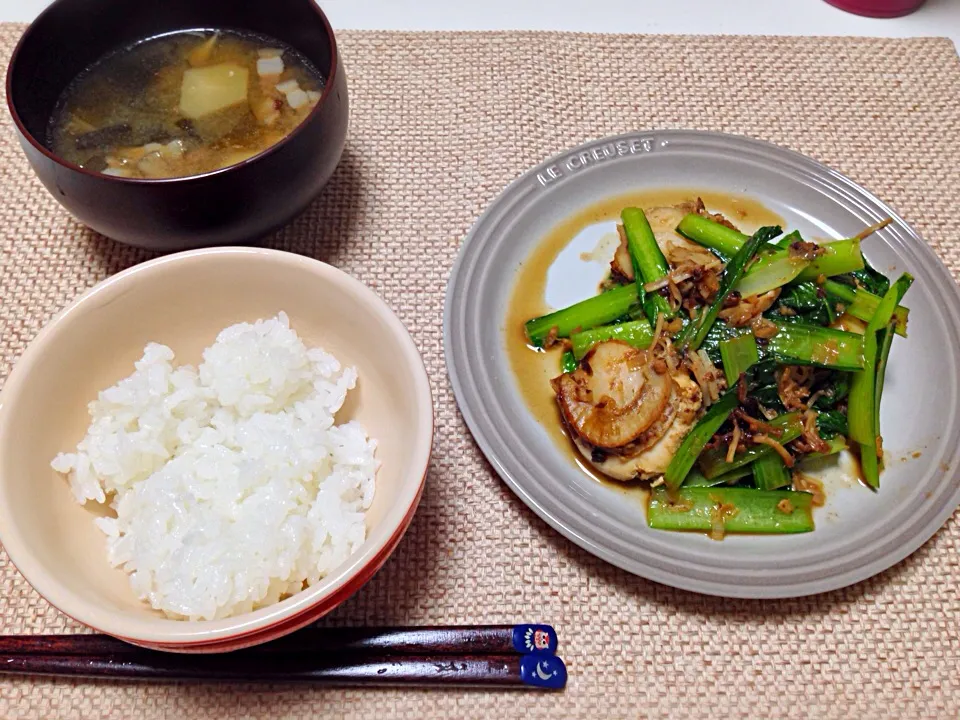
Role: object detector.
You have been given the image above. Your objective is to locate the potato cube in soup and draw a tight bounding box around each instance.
[180,63,250,119]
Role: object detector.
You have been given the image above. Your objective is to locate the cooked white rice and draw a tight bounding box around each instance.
[50,312,378,621]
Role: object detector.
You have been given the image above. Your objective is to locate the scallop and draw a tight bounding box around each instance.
[554,340,673,449]
[576,371,703,481]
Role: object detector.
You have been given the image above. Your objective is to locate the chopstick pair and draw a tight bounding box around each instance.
[0,624,567,690]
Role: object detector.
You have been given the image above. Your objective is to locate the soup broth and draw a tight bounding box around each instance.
[47,29,325,179]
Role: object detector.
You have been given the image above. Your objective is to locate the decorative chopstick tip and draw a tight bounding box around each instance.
[511,624,558,655]
[519,654,567,690]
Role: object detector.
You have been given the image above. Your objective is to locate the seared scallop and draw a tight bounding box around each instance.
[575,372,702,481]
[553,340,673,449]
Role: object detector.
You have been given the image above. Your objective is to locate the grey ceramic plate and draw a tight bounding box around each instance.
[444,130,960,598]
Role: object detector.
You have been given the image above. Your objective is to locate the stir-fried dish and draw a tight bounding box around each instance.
[522,199,911,538]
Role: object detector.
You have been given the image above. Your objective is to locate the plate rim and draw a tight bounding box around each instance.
[443,128,960,598]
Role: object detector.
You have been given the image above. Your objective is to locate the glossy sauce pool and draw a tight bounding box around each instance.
[504,189,784,494]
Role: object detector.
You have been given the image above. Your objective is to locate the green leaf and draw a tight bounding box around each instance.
[816,410,848,439]
[769,281,831,327]
[719,333,760,386]
[811,374,850,410]
[850,257,891,296]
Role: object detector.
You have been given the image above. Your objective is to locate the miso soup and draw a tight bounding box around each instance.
[47,30,325,179]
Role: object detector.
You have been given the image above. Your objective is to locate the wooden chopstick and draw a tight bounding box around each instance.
[0,624,559,657]
[0,625,567,689]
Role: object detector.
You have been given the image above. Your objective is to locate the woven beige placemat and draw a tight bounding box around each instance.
[2,25,960,719]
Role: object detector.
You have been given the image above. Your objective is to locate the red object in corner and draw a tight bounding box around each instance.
[824,0,926,17]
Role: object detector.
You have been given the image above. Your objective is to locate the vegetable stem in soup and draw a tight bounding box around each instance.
[47,30,325,179]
